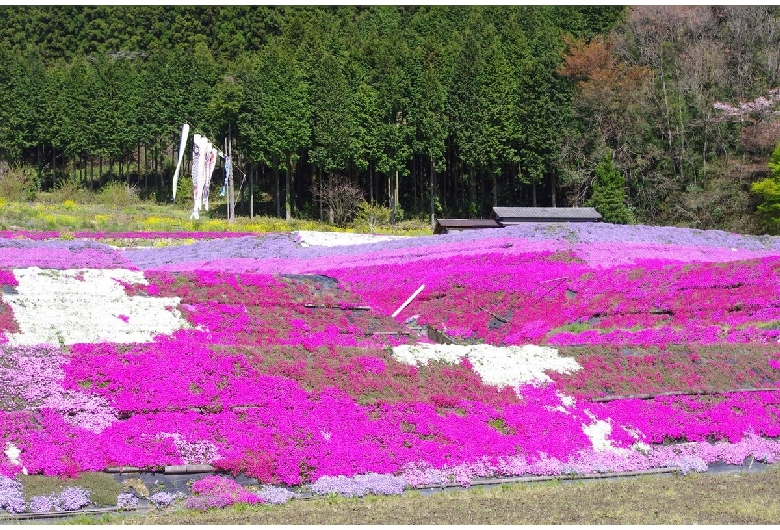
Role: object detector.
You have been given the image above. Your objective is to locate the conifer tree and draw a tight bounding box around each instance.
[587,150,633,224]
[751,142,780,233]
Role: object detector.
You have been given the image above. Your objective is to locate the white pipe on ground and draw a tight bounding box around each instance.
[392,284,425,318]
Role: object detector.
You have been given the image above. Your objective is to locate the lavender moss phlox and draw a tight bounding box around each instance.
[0,476,25,514]
[28,494,58,513]
[149,491,176,508]
[58,487,90,511]
[257,485,296,505]
[27,487,89,513]
[116,492,138,510]
[0,238,134,269]
[119,223,780,274]
[310,473,407,497]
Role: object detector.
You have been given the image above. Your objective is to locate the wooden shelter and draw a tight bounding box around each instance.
[433,207,602,235]
[492,207,602,225]
[433,219,503,234]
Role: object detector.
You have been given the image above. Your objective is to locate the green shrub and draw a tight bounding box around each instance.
[0,168,37,201]
[353,201,392,233]
[48,179,94,204]
[98,181,140,208]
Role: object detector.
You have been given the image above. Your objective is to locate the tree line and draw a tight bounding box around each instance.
[1,6,780,232]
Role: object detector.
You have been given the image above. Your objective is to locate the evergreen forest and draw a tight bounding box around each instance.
[1,6,780,233]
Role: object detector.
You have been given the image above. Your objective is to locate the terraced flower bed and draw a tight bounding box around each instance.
[2,223,780,513]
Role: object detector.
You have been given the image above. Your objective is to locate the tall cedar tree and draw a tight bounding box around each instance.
[588,151,633,224]
[751,143,780,232]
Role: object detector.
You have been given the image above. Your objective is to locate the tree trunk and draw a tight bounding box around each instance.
[442,155,447,212]
[36,144,41,189]
[493,173,497,207]
[532,179,537,207]
[136,142,141,191]
[413,157,418,213]
[311,163,316,219]
[479,170,484,216]
[388,172,393,224]
[395,170,399,212]
[285,158,292,221]
[550,170,556,208]
[469,171,476,216]
[430,157,435,230]
[328,172,334,224]
[290,158,296,218]
[274,165,280,218]
[453,167,458,215]
[318,166,323,221]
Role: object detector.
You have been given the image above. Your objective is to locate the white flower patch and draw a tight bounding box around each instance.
[294,230,405,247]
[3,268,188,346]
[4,443,26,475]
[557,391,576,408]
[582,411,613,452]
[391,343,581,388]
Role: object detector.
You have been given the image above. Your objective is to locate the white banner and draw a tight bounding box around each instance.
[190,133,203,219]
[203,146,217,211]
[172,123,189,200]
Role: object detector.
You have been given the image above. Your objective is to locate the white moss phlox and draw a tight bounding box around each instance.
[295,230,405,247]
[4,443,26,475]
[391,343,581,388]
[582,411,614,452]
[3,268,188,346]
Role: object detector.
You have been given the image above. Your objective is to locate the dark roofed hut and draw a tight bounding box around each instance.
[492,207,602,225]
[433,219,503,234]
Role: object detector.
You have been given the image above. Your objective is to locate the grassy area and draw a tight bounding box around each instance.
[50,468,780,525]
[0,189,432,237]
[18,472,124,508]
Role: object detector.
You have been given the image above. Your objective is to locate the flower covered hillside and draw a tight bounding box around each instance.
[1,224,780,489]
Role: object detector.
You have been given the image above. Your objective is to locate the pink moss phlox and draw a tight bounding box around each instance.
[0,231,60,241]
[74,231,261,240]
[184,476,262,511]
[0,270,18,287]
